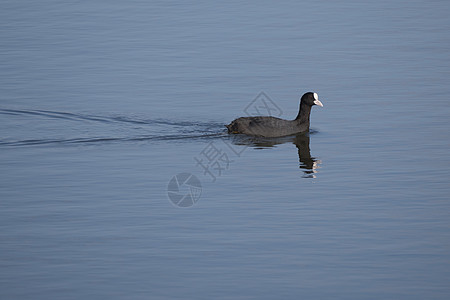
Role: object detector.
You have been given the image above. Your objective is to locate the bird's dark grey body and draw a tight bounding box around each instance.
[226,92,323,137]
[226,116,309,137]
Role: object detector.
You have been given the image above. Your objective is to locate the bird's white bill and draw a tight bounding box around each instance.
[314,99,324,107]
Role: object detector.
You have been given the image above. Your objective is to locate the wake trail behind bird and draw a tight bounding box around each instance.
[0,108,227,147]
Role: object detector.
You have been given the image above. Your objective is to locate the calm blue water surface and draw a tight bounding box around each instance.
[1,0,450,299]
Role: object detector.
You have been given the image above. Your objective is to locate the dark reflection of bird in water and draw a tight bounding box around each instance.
[228,132,321,178]
[293,134,321,178]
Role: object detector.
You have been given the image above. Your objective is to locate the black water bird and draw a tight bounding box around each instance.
[226,92,323,137]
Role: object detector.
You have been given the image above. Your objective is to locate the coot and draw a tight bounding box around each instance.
[226,92,323,137]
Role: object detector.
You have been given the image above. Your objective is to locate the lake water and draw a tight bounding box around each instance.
[1,0,450,299]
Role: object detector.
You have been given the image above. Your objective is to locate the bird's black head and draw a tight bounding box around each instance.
[301,92,324,107]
